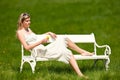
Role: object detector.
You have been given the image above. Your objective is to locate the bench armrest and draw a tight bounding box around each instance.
[95,42,111,56]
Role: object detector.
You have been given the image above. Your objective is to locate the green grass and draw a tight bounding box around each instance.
[0,0,120,80]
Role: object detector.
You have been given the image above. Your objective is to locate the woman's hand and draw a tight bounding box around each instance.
[46,32,57,39]
[41,38,49,44]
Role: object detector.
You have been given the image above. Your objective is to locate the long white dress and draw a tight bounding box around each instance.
[24,33,72,64]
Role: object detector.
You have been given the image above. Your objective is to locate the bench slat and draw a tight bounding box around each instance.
[35,55,109,61]
[63,34,95,43]
[74,55,109,60]
[37,33,95,43]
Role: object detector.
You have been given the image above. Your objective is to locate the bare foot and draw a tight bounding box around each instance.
[81,52,94,56]
[79,75,89,80]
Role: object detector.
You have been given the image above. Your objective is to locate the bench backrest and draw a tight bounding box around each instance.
[36,33,96,43]
[57,33,95,43]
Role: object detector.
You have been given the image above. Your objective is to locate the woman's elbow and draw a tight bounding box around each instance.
[24,47,31,51]
[23,44,34,51]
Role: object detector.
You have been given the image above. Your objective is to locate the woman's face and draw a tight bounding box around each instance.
[23,18,31,28]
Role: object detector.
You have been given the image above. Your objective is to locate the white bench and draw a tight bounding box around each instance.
[20,33,111,73]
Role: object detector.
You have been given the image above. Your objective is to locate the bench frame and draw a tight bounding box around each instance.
[20,33,111,73]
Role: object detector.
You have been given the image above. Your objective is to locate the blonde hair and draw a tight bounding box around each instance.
[17,13,30,30]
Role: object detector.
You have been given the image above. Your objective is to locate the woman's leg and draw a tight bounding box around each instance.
[69,55,83,76]
[66,38,93,56]
[69,55,88,79]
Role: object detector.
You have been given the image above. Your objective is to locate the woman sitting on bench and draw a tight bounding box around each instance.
[16,13,93,78]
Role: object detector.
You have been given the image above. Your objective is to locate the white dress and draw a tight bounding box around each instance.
[24,33,72,64]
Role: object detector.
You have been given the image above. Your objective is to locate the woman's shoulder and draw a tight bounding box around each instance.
[17,29,24,34]
[16,29,26,37]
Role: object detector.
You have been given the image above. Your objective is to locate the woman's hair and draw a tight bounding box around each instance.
[17,13,30,30]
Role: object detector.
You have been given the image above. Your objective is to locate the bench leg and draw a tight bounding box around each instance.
[29,60,36,73]
[93,59,110,70]
[92,58,110,70]
[105,58,110,71]
[92,59,98,68]
[20,59,24,73]
[20,59,36,73]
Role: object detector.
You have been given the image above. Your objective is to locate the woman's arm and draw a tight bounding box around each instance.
[17,31,48,51]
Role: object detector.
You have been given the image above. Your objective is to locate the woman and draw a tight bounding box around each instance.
[16,13,93,78]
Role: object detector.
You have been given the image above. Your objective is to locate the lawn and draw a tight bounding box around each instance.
[0,0,120,80]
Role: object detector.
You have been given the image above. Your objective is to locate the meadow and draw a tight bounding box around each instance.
[0,0,120,80]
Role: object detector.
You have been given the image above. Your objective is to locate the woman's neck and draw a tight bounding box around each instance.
[24,28,29,32]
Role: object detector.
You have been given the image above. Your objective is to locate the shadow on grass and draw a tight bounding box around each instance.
[77,60,106,73]
[35,61,73,75]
